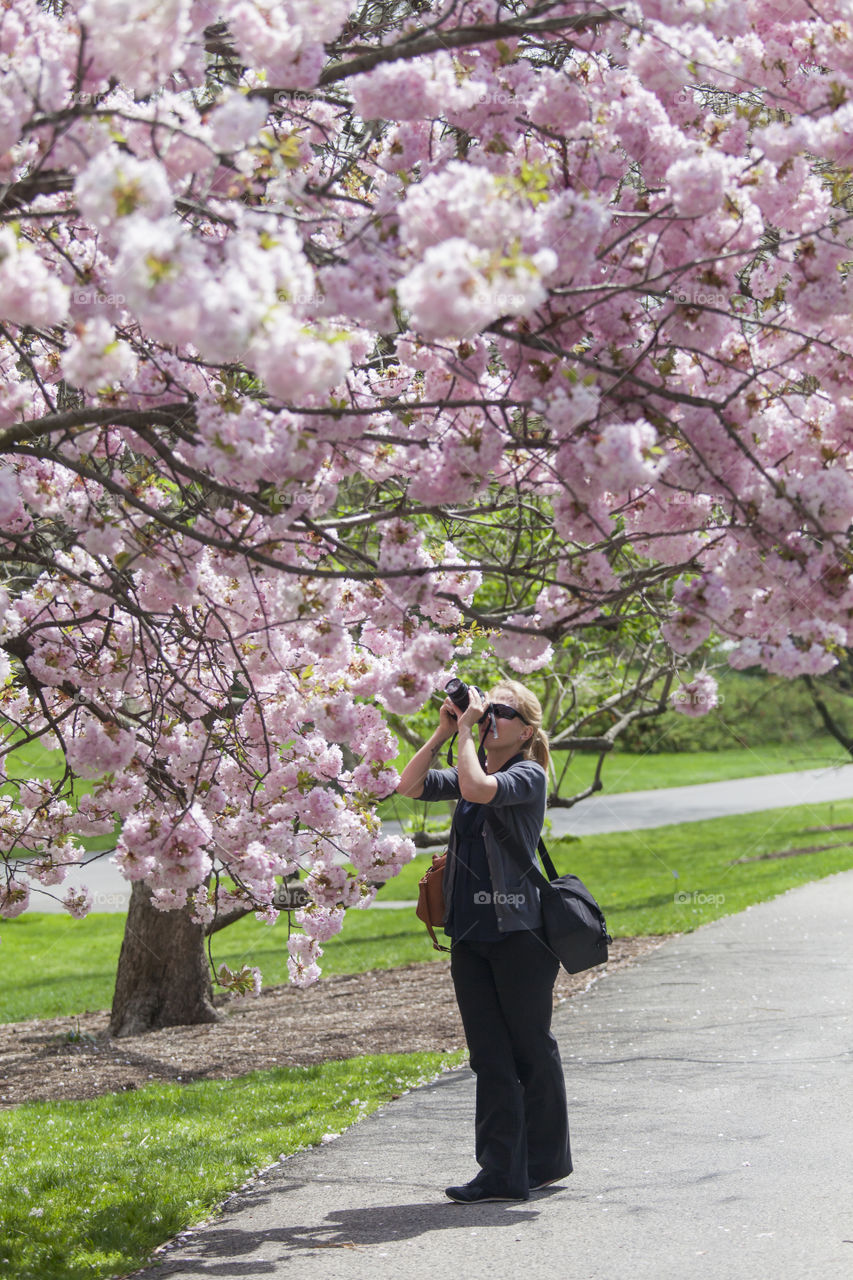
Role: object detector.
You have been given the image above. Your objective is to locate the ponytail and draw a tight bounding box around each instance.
[529,724,550,772]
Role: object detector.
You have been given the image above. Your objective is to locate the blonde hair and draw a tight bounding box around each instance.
[489,679,550,772]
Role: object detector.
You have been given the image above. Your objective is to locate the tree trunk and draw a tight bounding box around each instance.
[109,881,218,1037]
[803,674,853,756]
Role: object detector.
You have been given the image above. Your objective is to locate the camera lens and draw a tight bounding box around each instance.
[444,677,469,711]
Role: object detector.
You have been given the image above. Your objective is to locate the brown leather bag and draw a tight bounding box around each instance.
[416,851,450,952]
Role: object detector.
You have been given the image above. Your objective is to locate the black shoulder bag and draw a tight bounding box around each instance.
[530,838,612,974]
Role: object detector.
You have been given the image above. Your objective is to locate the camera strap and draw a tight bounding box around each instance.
[446,731,489,771]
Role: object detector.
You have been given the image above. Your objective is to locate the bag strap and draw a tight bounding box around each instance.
[496,826,553,886]
[510,833,611,940]
[536,836,559,882]
[425,920,451,953]
[529,835,607,906]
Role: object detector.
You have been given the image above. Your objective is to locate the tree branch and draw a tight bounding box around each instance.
[0,404,191,449]
[802,674,853,756]
[317,10,625,88]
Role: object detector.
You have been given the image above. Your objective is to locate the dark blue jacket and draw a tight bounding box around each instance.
[419,755,546,934]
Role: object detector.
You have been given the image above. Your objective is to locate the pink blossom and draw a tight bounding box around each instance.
[305,861,352,908]
[662,612,713,656]
[74,148,174,235]
[378,520,431,573]
[398,238,556,340]
[63,886,94,919]
[379,667,436,715]
[65,720,137,778]
[350,762,399,799]
[528,70,588,133]
[116,804,212,892]
[539,382,601,438]
[533,191,611,282]
[254,904,279,926]
[77,0,197,93]
[309,743,344,781]
[299,787,344,832]
[208,91,269,152]
[248,315,353,401]
[112,848,156,882]
[670,673,719,717]
[399,162,523,255]
[295,904,345,942]
[666,152,730,218]
[794,469,853,532]
[403,631,454,675]
[763,639,838,678]
[362,834,415,883]
[350,56,486,124]
[219,0,350,83]
[227,841,277,894]
[190,886,216,927]
[308,693,360,743]
[150,886,189,911]
[594,420,667,492]
[0,228,68,327]
[0,468,21,523]
[662,575,731,654]
[491,616,554,673]
[361,728,397,765]
[727,639,762,671]
[29,840,80,886]
[61,317,137,393]
[287,932,323,987]
[0,877,30,918]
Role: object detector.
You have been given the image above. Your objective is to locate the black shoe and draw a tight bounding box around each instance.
[529,1175,569,1191]
[445,1181,528,1204]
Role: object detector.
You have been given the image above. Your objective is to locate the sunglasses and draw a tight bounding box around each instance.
[479,702,530,725]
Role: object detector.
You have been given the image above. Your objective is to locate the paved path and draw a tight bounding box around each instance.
[136,870,853,1280]
[28,764,853,913]
[545,761,853,838]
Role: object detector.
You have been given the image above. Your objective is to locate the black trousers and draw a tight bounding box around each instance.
[450,928,572,1197]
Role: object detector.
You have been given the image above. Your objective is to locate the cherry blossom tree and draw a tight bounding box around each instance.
[2,0,853,1031]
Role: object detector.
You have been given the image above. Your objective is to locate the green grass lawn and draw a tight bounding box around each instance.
[548,736,846,794]
[5,795,853,1025]
[0,907,449,1025]
[4,737,69,783]
[0,1050,465,1280]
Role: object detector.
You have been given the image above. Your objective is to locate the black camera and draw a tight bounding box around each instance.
[443,678,497,746]
[444,677,483,713]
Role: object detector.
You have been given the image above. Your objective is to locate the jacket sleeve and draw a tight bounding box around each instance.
[418,766,461,803]
[489,760,546,808]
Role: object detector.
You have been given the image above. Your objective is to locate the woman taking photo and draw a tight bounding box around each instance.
[396,679,571,1204]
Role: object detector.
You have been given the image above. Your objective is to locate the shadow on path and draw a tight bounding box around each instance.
[151,1190,559,1276]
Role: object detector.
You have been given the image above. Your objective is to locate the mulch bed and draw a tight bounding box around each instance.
[0,935,672,1108]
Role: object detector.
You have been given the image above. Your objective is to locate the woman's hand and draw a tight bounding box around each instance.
[456,686,487,732]
[438,696,461,739]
